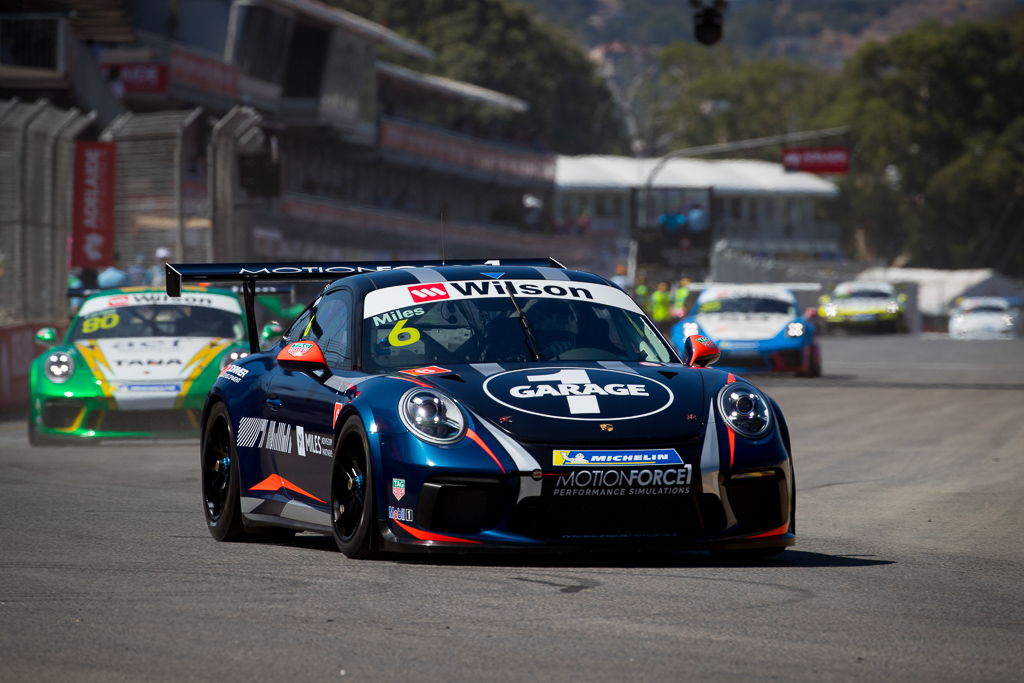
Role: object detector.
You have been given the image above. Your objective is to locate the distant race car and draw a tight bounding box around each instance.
[948,297,1017,339]
[818,280,904,333]
[169,259,797,559]
[671,284,821,377]
[29,286,251,444]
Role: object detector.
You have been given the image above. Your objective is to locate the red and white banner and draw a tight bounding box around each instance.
[103,63,168,94]
[71,141,116,269]
[169,46,238,97]
[782,147,850,174]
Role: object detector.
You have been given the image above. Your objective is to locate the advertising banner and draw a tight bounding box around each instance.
[103,63,168,94]
[782,147,850,174]
[71,141,116,269]
[170,46,239,97]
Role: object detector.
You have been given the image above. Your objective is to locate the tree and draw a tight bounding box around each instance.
[653,42,836,156]
[822,14,1024,274]
[331,0,627,154]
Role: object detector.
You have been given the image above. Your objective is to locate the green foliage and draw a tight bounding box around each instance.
[826,14,1024,275]
[330,0,627,154]
[653,42,836,156]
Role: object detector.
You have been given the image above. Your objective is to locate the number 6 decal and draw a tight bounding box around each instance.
[388,319,421,346]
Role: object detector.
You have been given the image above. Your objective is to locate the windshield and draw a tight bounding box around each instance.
[697,296,795,316]
[964,304,1007,313]
[362,285,672,372]
[835,289,893,300]
[71,304,244,340]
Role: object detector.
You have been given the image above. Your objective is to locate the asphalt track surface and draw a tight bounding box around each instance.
[2,335,1022,682]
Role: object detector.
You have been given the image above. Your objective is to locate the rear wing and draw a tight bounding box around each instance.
[165,258,566,352]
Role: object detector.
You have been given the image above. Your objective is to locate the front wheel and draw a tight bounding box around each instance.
[201,403,246,541]
[331,417,377,559]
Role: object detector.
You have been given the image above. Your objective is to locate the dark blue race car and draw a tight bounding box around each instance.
[167,259,795,558]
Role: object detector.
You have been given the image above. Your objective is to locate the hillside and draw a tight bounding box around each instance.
[520,0,1020,68]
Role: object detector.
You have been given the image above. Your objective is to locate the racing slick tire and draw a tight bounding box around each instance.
[331,417,377,559]
[798,345,822,378]
[201,402,246,541]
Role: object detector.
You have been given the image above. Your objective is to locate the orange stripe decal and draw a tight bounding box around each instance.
[465,428,506,473]
[392,518,482,544]
[746,523,790,539]
[249,474,327,504]
[391,376,431,387]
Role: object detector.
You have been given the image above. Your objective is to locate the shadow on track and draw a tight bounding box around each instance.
[280,534,892,569]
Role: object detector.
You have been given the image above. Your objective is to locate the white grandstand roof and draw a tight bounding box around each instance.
[556,155,839,197]
[268,0,433,60]
[377,62,528,113]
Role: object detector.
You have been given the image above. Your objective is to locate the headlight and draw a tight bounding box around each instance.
[886,301,900,314]
[45,352,74,383]
[220,349,249,370]
[399,388,466,445]
[785,322,805,337]
[824,303,838,317]
[682,322,700,337]
[717,382,771,438]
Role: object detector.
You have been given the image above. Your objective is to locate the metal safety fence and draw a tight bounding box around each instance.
[0,99,93,325]
[100,107,211,277]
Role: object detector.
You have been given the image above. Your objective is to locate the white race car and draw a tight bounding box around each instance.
[948,297,1017,339]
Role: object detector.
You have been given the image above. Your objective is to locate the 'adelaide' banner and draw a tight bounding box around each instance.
[72,141,116,269]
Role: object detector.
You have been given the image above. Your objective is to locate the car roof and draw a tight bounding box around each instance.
[323,264,612,294]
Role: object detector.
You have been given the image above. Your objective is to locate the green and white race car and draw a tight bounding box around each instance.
[29,286,251,444]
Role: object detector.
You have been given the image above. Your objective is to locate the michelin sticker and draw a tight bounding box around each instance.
[553,448,683,466]
[483,367,673,421]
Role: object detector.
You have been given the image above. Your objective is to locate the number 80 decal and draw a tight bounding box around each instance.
[82,312,120,334]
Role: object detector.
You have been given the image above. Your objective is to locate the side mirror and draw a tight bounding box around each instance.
[683,334,720,368]
[276,341,330,375]
[261,321,284,341]
[818,295,830,304]
[35,327,57,347]
[897,292,907,303]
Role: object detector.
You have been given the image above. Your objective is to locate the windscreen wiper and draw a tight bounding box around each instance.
[504,291,542,361]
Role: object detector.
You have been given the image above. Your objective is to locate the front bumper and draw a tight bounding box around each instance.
[375,431,794,553]
[30,393,203,439]
[714,339,813,374]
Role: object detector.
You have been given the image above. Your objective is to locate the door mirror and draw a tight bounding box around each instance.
[683,334,720,368]
[261,321,284,342]
[35,327,58,347]
[276,341,330,375]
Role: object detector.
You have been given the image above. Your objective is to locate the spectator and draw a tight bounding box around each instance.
[672,277,691,318]
[97,253,128,289]
[650,281,673,333]
[147,247,173,287]
[611,264,629,290]
[687,203,706,232]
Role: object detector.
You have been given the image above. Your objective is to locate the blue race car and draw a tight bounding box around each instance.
[168,260,795,558]
[672,285,821,377]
